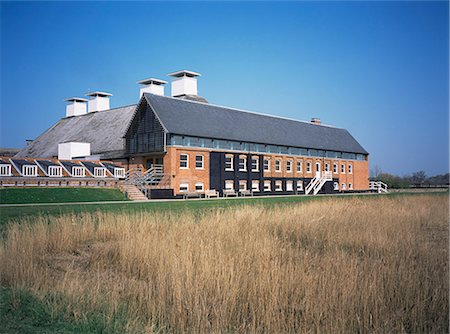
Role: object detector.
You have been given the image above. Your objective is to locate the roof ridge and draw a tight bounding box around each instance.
[144,93,341,129]
[63,103,137,119]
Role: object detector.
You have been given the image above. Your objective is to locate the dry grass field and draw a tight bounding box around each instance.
[0,194,448,333]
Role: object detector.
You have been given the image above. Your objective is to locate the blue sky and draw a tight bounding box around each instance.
[1,1,448,176]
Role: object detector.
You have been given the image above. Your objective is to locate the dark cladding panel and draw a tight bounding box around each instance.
[126,100,165,154]
[209,152,222,192]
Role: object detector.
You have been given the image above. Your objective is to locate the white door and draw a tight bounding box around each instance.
[315,162,321,177]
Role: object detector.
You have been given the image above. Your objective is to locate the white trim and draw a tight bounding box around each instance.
[252,180,260,192]
[225,154,234,171]
[296,160,302,173]
[22,165,38,177]
[286,159,293,173]
[48,166,63,177]
[180,153,189,169]
[72,166,85,177]
[179,182,189,192]
[0,164,12,177]
[114,167,125,178]
[275,159,281,172]
[275,180,283,191]
[225,180,234,190]
[251,156,259,172]
[195,182,204,192]
[94,167,107,178]
[306,161,312,173]
[263,158,270,172]
[348,163,353,174]
[286,180,293,191]
[297,180,303,191]
[341,163,346,174]
[239,180,247,191]
[195,154,204,169]
[238,155,247,172]
[264,180,271,192]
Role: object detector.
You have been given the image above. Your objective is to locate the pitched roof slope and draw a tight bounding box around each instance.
[15,105,136,159]
[145,93,368,154]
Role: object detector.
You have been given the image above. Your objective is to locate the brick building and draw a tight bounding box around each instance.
[14,70,369,197]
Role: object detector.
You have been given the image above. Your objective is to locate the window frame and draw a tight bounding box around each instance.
[297,180,303,191]
[286,160,293,173]
[225,155,234,171]
[239,180,247,191]
[72,166,85,177]
[349,183,353,190]
[342,183,347,190]
[195,155,204,169]
[286,180,293,191]
[275,180,283,192]
[306,161,312,173]
[275,159,281,172]
[94,167,106,178]
[195,182,204,192]
[341,163,346,174]
[263,158,270,172]
[264,180,271,192]
[22,165,38,177]
[251,156,259,172]
[252,180,260,192]
[296,160,302,173]
[348,163,353,174]
[179,182,189,192]
[225,180,234,190]
[238,155,247,172]
[333,163,338,174]
[0,164,11,177]
[48,166,62,177]
[180,154,189,169]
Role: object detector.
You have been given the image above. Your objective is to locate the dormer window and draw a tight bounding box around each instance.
[72,166,85,177]
[48,166,62,177]
[94,167,106,178]
[0,164,11,176]
[22,165,37,177]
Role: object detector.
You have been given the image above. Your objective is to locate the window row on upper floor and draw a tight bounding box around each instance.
[169,135,366,161]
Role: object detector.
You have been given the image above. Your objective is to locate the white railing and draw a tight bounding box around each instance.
[305,171,333,195]
[369,181,389,193]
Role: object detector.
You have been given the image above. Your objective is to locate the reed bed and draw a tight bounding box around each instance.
[0,195,448,333]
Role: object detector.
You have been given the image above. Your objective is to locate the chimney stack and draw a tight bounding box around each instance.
[65,97,88,117]
[86,91,112,113]
[167,70,201,97]
[137,78,167,97]
[311,118,321,125]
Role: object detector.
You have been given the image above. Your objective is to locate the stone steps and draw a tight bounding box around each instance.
[119,184,149,201]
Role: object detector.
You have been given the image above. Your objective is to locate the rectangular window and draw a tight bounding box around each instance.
[239,180,247,191]
[342,183,347,190]
[94,167,106,178]
[348,164,353,174]
[180,183,189,192]
[349,183,353,190]
[195,155,204,169]
[22,165,38,177]
[264,180,271,191]
[333,163,338,173]
[72,166,85,177]
[48,166,62,177]
[225,180,234,190]
[297,181,303,191]
[114,168,125,178]
[252,180,260,192]
[263,158,270,171]
[334,182,339,190]
[251,156,259,172]
[325,163,330,172]
[275,180,283,191]
[195,182,204,192]
[239,155,247,171]
[180,154,189,169]
[0,164,11,176]
[225,155,234,171]
[275,159,281,172]
[286,180,293,191]
[296,160,302,173]
[341,164,346,174]
[286,160,292,173]
[306,162,311,173]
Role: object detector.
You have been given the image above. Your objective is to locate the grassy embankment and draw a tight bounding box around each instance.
[0,187,127,205]
[0,194,448,333]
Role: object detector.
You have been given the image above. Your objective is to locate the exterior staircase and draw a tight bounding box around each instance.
[369,181,389,193]
[122,165,170,200]
[119,184,149,201]
[305,171,333,195]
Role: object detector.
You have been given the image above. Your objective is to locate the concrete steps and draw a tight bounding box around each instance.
[119,184,149,201]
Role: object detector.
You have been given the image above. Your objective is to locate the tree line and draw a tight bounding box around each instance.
[370,167,449,189]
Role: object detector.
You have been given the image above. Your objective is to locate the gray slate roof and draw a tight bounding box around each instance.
[15,105,136,159]
[145,93,368,154]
